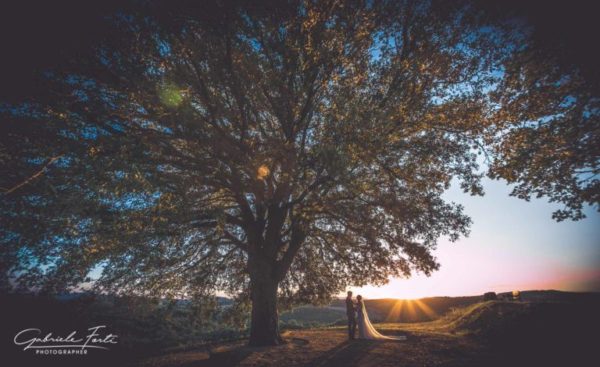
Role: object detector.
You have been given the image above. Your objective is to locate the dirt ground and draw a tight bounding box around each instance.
[133,301,600,367]
[135,325,492,367]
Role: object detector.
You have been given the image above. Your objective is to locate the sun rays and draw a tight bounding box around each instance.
[413,299,438,319]
[385,299,439,322]
[385,299,405,322]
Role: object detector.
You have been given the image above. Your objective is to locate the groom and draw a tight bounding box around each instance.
[346,291,357,340]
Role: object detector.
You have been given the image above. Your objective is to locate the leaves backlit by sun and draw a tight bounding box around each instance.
[257,165,270,180]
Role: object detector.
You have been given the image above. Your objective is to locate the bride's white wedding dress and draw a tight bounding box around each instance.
[357,300,407,341]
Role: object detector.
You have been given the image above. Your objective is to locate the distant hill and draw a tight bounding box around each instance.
[1,291,243,359]
[4,289,598,356]
[282,290,600,324]
[4,289,599,367]
[136,296,600,367]
[55,291,234,307]
[331,295,482,322]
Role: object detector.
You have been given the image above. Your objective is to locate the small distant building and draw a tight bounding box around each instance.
[483,292,497,301]
[512,290,521,301]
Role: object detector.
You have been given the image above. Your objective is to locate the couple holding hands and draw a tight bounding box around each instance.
[345,291,406,341]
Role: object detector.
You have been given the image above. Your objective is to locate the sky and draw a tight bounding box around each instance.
[350,177,600,300]
[8,1,596,302]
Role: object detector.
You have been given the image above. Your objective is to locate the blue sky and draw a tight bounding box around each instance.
[352,176,600,299]
[86,174,600,299]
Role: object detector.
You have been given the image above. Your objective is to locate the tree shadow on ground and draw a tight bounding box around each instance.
[303,340,381,367]
[209,348,254,367]
[179,347,253,367]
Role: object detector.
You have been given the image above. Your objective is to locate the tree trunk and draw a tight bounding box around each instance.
[248,271,283,346]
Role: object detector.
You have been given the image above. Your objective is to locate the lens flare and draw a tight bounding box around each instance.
[159,82,184,107]
[257,165,270,180]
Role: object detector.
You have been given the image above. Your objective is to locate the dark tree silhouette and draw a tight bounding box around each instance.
[1,1,597,346]
[487,26,600,221]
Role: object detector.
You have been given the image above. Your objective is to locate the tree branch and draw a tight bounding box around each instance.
[1,155,64,195]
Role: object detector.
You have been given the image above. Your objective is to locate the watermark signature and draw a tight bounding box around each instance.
[14,325,118,355]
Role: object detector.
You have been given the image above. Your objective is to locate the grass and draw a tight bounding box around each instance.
[135,299,600,366]
[5,291,598,366]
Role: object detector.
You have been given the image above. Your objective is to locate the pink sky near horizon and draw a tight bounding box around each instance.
[88,178,599,301]
[348,178,600,300]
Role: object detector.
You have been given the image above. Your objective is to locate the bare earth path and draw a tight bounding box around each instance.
[136,325,490,367]
[135,301,599,367]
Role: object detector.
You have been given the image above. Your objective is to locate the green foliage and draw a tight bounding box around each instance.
[1,292,242,352]
[488,39,600,220]
[0,1,597,324]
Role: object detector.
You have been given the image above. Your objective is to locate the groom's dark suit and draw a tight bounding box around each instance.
[346,296,357,339]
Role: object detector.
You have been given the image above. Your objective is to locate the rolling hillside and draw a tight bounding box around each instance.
[283,290,600,325]
[137,295,600,367]
[4,290,599,366]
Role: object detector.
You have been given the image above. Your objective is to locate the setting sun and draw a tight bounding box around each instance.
[1,0,598,364]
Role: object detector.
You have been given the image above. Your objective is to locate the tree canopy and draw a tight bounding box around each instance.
[1,0,598,345]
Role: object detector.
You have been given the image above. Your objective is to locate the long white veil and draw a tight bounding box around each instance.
[358,300,407,341]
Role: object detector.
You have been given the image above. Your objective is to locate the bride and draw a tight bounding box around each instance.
[356,295,407,340]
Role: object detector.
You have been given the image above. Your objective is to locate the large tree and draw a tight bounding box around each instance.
[1,0,597,346]
[486,4,600,221]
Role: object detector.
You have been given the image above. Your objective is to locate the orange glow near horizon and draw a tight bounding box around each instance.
[385,299,405,321]
[344,177,600,301]
[383,299,438,322]
[346,266,600,301]
[413,299,438,319]
[405,299,416,317]
[346,255,600,300]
